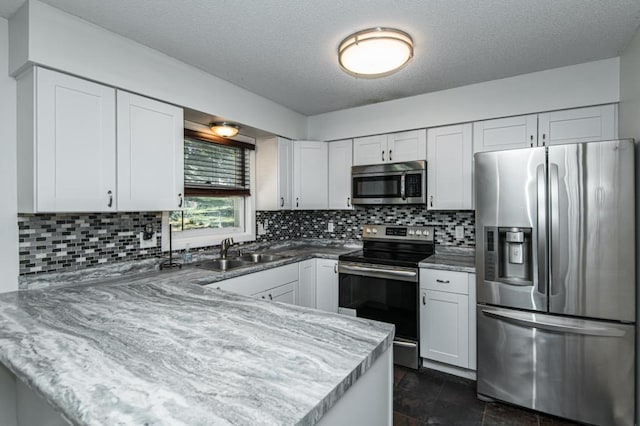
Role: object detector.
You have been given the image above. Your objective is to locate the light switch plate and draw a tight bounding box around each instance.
[455,226,465,240]
[327,221,334,232]
[139,232,157,248]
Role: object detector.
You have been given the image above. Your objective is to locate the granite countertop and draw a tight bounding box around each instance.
[0,273,394,425]
[419,247,476,273]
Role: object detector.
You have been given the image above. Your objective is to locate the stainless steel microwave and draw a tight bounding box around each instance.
[351,160,426,205]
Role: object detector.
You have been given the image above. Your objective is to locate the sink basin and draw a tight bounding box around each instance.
[237,253,289,263]
[195,258,253,271]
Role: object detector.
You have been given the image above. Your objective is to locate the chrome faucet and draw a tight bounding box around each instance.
[220,237,235,259]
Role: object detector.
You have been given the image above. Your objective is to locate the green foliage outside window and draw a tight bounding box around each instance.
[170,197,241,231]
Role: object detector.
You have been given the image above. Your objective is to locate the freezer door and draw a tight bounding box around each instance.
[475,147,546,311]
[548,140,635,321]
[477,306,635,425]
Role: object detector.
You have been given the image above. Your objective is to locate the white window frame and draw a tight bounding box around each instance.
[161,126,256,251]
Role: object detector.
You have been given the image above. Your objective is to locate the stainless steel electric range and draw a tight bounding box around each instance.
[338,224,435,369]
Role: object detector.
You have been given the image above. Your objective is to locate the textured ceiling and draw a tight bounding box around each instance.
[2,1,640,116]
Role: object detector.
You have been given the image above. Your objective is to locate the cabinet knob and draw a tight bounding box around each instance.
[530,135,534,147]
[268,293,273,300]
[542,133,546,146]
[381,150,385,162]
[389,149,392,161]
[296,197,299,208]
[429,195,433,207]
[436,279,450,284]
[334,263,338,274]
[107,190,113,208]
[280,197,284,207]
[422,294,426,305]
[178,193,183,208]
[347,197,351,207]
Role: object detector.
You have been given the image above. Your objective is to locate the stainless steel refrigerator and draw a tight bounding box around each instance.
[475,139,636,426]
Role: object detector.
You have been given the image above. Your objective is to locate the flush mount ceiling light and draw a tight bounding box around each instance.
[338,27,414,78]
[210,122,240,138]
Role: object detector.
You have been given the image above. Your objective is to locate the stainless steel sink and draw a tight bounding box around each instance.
[236,253,289,263]
[194,258,253,271]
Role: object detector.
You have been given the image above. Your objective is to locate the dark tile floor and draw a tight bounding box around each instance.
[393,367,580,425]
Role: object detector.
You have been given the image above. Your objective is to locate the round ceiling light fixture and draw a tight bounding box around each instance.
[209,122,240,138]
[338,27,414,78]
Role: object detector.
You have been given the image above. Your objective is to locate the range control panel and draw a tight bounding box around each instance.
[362,224,435,242]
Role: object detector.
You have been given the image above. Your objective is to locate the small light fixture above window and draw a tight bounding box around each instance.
[210,122,240,138]
[338,27,414,78]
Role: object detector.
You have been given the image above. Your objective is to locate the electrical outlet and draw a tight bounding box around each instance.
[327,221,334,233]
[257,222,267,235]
[455,226,465,240]
[139,232,157,248]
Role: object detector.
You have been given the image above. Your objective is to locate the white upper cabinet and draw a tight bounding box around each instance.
[256,137,293,210]
[353,130,426,166]
[293,141,328,209]
[473,105,617,153]
[116,91,184,211]
[386,129,427,163]
[328,139,353,210]
[538,104,617,146]
[18,67,117,213]
[427,124,473,210]
[473,115,538,153]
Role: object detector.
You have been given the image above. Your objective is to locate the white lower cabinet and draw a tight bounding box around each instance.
[315,259,339,313]
[298,259,317,308]
[420,269,476,371]
[253,281,297,304]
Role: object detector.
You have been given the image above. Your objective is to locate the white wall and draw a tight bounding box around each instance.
[308,58,620,141]
[0,17,18,294]
[9,0,307,140]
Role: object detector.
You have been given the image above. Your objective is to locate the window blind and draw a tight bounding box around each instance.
[183,130,253,197]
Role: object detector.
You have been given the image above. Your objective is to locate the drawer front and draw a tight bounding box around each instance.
[420,268,468,295]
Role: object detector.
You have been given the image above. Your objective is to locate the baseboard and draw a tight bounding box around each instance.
[421,358,477,380]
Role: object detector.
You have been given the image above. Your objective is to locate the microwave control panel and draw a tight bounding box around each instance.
[405,174,423,197]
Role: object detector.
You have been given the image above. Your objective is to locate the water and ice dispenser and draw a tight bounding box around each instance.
[484,227,533,285]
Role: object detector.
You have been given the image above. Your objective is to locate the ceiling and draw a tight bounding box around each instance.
[2,1,640,116]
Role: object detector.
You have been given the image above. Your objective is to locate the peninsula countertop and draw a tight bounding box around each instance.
[0,273,394,425]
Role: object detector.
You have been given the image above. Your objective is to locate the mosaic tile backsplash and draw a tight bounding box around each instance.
[19,213,162,275]
[256,206,475,246]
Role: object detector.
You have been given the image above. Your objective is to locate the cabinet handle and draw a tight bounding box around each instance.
[381,150,385,162]
[296,197,299,208]
[530,135,534,147]
[542,133,546,146]
[261,295,266,299]
[347,197,351,207]
[422,294,426,305]
[334,263,338,273]
[389,149,392,161]
[178,193,183,208]
[107,190,113,208]
[268,293,273,300]
[280,197,284,207]
[436,279,450,284]
[429,195,433,207]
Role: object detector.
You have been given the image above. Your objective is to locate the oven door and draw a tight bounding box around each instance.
[338,261,420,368]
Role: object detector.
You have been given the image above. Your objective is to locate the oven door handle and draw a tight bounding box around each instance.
[338,263,418,282]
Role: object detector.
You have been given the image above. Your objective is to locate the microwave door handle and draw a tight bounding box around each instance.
[401,173,406,200]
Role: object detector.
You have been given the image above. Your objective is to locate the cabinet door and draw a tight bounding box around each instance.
[328,139,354,210]
[254,281,298,305]
[35,67,116,212]
[293,141,328,209]
[387,129,427,163]
[316,259,339,313]
[353,135,387,165]
[473,115,537,153]
[427,124,472,210]
[298,259,317,308]
[538,105,617,146]
[278,138,294,209]
[117,91,184,211]
[420,289,469,368]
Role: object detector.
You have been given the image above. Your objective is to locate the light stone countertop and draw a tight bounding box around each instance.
[0,272,394,425]
[419,246,476,273]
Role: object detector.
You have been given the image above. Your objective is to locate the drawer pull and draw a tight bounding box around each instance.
[436,279,450,284]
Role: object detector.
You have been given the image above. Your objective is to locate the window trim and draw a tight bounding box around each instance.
[161,134,256,251]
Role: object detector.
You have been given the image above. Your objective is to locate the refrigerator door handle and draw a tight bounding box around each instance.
[548,163,560,296]
[481,308,626,337]
[536,164,547,295]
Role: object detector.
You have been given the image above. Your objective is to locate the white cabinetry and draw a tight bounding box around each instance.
[17,67,117,213]
[116,91,184,211]
[420,269,476,371]
[293,141,328,209]
[328,139,353,210]
[17,66,184,213]
[473,105,617,153]
[426,124,473,210]
[298,259,317,308]
[316,259,339,313]
[256,137,293,210]
[253,281,297,304]
[353,130,426,166]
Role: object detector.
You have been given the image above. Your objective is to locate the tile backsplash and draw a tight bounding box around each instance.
[256,206,475,246]
[19,213,162,275]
